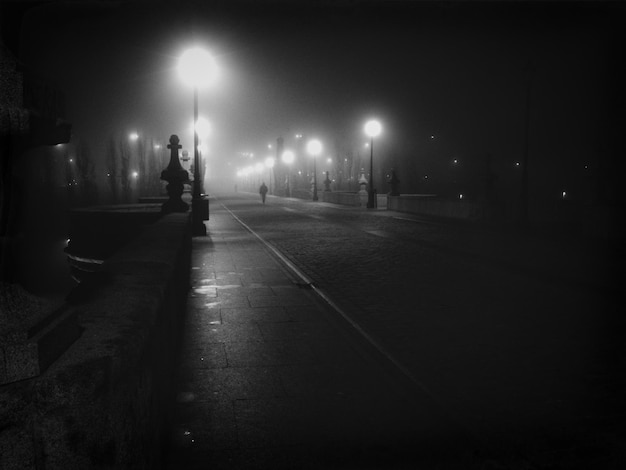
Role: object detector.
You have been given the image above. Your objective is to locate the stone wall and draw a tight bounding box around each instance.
[0,212,191,469]
[387,195,486,221]
[321,191,360,206]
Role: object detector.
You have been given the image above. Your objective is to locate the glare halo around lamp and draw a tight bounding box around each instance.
[178,47,218,89]
[177,46,218,236]
[364,119,382,208]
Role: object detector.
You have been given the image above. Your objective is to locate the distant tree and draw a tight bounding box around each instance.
[105,136,119,203]
[137,136,147,196]
[147,139,162,196]
[75,140,98,206]
[64,148,77,206]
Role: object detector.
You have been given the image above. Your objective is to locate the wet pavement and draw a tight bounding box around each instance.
[164,200,492,469]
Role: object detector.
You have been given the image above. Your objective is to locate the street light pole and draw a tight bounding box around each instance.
[364,119,381,209]
[368,136,374,208]
[312,155,318,201]
[178,46,216,236]
[191,86,206,235]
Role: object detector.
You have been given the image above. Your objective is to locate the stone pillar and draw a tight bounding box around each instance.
[358,169,368,206]
[160,135,189,213]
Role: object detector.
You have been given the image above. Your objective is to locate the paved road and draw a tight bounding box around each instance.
[215,192,624,467]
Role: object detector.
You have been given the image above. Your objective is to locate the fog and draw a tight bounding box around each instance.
[11,0,625,200]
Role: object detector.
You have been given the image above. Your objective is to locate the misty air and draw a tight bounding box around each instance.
[1,1,624,468]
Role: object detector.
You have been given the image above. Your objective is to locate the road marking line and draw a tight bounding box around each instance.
[364,229,394,239]
[393,216,420,222]
[393,215,441,226]
[218,199,484,445]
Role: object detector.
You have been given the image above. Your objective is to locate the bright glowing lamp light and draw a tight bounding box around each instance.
[306,139,322,156]
[364,120,382,138]
[282,150,295,164]
[191,117,212,140]
[178,47,218,89]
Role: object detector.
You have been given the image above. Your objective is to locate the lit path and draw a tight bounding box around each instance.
[215,192,623,467]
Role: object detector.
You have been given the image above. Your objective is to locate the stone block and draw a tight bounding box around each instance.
[0,306,81,385]
[0,427,36,470]
[1,342,39,384]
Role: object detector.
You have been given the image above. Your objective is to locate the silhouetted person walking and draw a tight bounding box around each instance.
[259,182,268,204]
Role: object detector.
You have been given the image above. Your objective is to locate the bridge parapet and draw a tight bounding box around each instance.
[0,212,191,469]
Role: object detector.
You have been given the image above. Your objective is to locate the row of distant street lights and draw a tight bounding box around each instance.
[174,44,387,231]
[236,120,382,205]
[158,43,571,225]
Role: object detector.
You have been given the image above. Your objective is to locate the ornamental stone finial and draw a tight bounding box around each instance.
[161,134,189,213]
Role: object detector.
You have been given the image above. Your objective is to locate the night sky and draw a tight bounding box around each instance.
[6,0,626,199]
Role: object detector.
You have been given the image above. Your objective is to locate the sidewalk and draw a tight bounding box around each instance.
[164,203,486,469]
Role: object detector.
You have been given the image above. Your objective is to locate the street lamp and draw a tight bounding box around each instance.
[364,119,382,209]
[178,46,218,236]
[306,139,322,201]
[281,150,295,197]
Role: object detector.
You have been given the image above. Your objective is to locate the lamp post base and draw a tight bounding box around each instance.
[192,198,208,236]
[366,190,376,209]
[192,217,207,236]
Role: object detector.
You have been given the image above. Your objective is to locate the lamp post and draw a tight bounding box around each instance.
[281,150,294,197]
[364,120,382,209]
[306,139,322,201]
[178,46,217,236]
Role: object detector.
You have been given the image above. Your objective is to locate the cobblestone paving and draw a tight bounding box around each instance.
[217,193,625,468]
